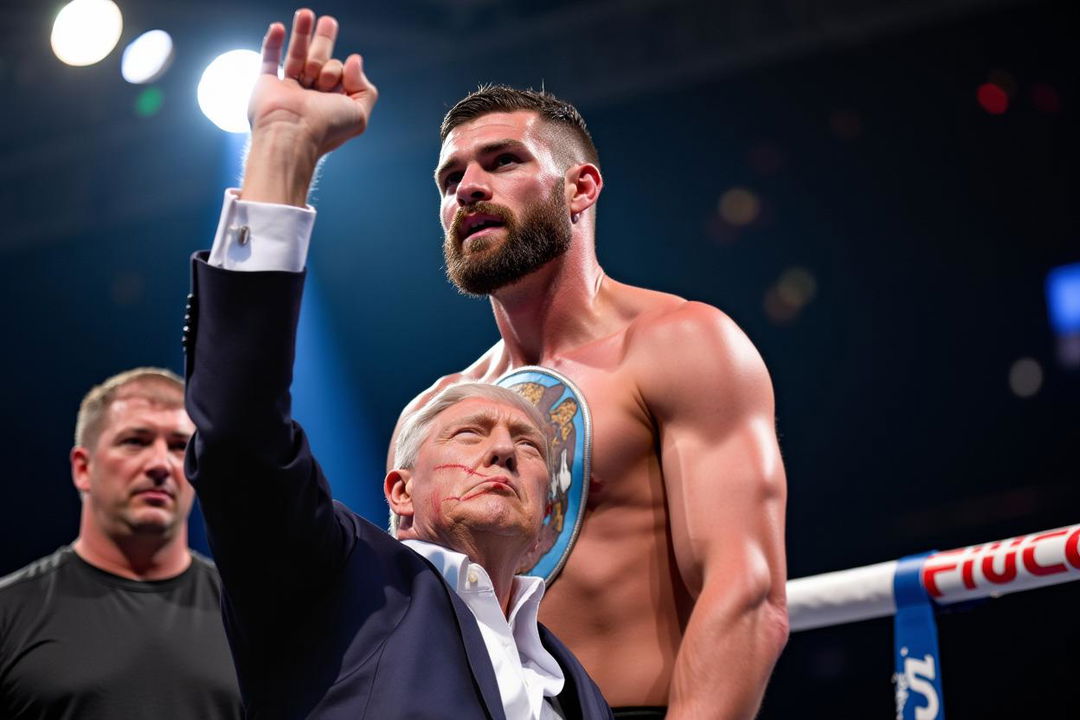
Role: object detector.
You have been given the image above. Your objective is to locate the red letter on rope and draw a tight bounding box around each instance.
[921,562,957,598]
[1022,529,1069,576]
[1064,528,1080,570]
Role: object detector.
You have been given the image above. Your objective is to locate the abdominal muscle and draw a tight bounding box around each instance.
[537,457,689,708]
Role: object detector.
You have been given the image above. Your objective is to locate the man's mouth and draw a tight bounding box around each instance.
[462,476,516,500]
[459,213,505,241]
[133,488,174,504]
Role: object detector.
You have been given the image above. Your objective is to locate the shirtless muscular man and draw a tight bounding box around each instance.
[392,87,790,718]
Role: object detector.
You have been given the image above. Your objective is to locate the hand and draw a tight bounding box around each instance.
[250,9,377,155]
[241,8,378,206]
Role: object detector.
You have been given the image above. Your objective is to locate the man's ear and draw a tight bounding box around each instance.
[71,446,91,495]
[566,162,603,217]
[384,469,414,520]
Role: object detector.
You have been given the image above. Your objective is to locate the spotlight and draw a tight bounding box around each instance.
[122,30,174,84]
[51,0,123,67]
[197,49,261,133]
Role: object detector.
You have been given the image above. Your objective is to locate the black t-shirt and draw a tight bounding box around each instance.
[0,545,242,720]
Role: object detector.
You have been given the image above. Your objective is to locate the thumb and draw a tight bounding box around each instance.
[343,54,378,109]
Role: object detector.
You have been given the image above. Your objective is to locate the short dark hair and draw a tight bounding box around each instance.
[441,85,599,168]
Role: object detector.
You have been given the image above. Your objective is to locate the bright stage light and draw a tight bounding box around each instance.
[197,49,261,133]
[51,0,123,67]
[122,30,174,84]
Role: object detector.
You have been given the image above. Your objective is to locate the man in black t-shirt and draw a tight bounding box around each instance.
[0,368,241,720]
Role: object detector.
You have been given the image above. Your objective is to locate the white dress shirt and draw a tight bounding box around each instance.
[404,540,566,720]
[208,190,315,272]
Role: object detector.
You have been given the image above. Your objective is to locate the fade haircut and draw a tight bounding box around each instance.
[441,84,600,169]
[74,367,184,450]
[389,382,555,535]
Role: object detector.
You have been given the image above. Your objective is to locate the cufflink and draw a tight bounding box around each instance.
[230,224,251,246]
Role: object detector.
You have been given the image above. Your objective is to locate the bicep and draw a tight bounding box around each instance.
[644,306,787,599]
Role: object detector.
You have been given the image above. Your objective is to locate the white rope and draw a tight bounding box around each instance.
[788,522,1080,631]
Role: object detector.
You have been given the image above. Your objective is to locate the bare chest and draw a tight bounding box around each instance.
[483,345,662,517]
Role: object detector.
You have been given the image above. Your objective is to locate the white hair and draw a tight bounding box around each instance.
[388,382,553,535]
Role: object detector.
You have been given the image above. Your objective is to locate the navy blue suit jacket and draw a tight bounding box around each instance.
[183,254,612,720]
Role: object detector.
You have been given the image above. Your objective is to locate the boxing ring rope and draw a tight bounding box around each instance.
[784,522,1080,719]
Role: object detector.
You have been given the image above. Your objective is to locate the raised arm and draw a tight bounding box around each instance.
[184,7,378,625]
[242,8,378,207]
[639,302,789,719]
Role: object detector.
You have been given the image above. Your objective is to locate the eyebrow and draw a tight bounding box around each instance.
[449,410,545,445]
[434,139,530,184]
[117,426,192,441]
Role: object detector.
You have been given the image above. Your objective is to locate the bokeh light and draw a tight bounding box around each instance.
[134,87,164,117]
[718,187,761,226]
[764,266,818,325]
[122,30,174,84]
[51,0,123,67]
[977,83,1008,115]
[1031,83,1061,114]
[776,267,817,308]
[1008,357,1043,398]
[197,49,261,133]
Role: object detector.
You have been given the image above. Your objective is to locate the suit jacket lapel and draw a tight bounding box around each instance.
[443,578,507,720]
[539,624,613,720]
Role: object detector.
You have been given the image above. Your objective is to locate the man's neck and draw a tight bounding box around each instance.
[489,236,611,365]
[410,529,527,616]
[73,523,191,581]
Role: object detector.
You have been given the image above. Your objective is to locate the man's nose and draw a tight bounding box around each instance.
[456,164,492,205]
[145,440,176,483]
[485,428,517,474]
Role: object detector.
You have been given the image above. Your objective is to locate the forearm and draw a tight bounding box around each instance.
[240,124,320,207]
[666,584,789,720]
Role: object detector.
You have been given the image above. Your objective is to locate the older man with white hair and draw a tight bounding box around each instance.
[186,260,612,718]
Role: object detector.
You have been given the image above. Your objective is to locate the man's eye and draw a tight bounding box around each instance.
[453,428,480,438]
[169,441,189,453]
[443,172,462,191]
[121,437,147,446]
[494,154,518,167]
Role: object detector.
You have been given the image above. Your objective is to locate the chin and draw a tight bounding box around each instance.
[124,510,176,534]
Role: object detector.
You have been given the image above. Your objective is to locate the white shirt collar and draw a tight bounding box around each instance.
[403,539,565,719]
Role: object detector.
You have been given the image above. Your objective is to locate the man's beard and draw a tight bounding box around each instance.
[443,183,572,297]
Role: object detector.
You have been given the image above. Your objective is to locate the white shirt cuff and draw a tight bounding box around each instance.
[207,189,315,272]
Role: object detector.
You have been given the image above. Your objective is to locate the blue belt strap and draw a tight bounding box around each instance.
[893,552,945,720]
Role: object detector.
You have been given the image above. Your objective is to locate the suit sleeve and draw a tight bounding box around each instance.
[183,251,354,624]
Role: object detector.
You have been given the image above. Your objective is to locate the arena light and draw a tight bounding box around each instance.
[1045,262,1080,335]
[51,0,123,67]
[197,49,261,133]
[121,30,174,84]
[1046,262,1080,368]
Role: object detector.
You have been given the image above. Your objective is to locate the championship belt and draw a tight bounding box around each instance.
[496,366,592,584]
